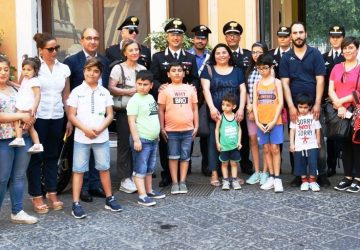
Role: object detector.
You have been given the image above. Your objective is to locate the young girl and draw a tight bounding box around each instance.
[244,42,269,185]
[253,53,284,192]
[289,93,321,192]
[9,56,43,153]
[215,94,242,190]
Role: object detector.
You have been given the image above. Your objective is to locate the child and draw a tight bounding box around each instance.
[127,70,165,206]
[215,93,242,190]
[9,56,43,153]
[158,62,199,195]
[252,53,284,192]
[289,93,321,192]
[67,58,122,219]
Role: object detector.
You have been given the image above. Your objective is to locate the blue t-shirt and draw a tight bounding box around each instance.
[201,65,245,112]
[279,46,325,103]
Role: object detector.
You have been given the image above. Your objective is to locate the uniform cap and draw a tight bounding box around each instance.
[223,21,243,35]
[191,25,212,38]
[117,16,139,30]
[164,18,187,34]
[329,25,345,37]
[277,26,290,37]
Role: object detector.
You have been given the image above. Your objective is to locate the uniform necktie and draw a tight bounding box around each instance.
[174,52,178,60]
[281,52,285,57]
[233,52,238,58]
[334,51,339,60]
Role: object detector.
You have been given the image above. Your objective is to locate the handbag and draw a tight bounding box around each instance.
[113,64,132,111]
[352,90,360,144]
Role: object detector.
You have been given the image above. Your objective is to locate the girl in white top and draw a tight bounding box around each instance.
[9,56,43,153]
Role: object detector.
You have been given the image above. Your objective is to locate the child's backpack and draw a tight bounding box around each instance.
[352,90,360,144]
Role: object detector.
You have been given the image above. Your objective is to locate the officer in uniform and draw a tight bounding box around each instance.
[151,18,199,187]
[269,26,291,78]
[188,25,212,177]
[223,21,253,175]
[322,25,345,177]
[106,15,151,69]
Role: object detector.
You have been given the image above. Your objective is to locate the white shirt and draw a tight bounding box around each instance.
[15,77,41,110]
[290,113,321,151]
[67,81,114,144]
[37,58,71,119]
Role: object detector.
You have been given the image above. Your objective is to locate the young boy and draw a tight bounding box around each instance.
[252,53,284,193]
[158,62,199,195]
[215,93,242,190]
[289,93,321,192]
[67,58,122,219]
[127,70,165,206]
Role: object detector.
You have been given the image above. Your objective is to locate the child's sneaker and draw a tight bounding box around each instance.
[9,138,25,147]
[105,196,122,212]
[28,144,44,154]
[309,182,320,192]
[334,177,352,191]
[346,180,360,193]
[246,172,260,184]
[259,172,269,185]
[138,196,156,207]
[260,176,274,190]
[232,178,242,190]
[171,183,180,194]
[179,182,188,194]
[72,202,87,219]
[119,178,137,193]
[222,179,230,190]
[147,190,166,199]
[274,178,284,193]
[300,182,310,191]
[11,210,38,224]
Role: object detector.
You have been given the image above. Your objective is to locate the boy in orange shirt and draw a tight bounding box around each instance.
[158,62,199,195]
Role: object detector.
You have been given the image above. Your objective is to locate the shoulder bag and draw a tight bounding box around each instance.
[113,64,132,111]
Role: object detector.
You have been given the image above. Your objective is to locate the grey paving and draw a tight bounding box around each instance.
[0,138,359,250]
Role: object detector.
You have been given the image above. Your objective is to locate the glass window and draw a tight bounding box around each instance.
[52,0,94,61]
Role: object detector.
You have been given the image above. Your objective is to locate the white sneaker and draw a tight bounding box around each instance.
[28,144,44,154]
[119,178,137,193]
[11,210,38,224]
[309,182,320,192]
[9,138,25,147]
[300,182,310,191]
[274,178,284,193]
[260,177,274,190]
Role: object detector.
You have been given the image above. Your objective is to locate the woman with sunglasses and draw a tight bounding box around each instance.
[329,36,360,193]
[27,33,71,213]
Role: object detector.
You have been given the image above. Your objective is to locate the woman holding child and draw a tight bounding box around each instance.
[201,43,247,186]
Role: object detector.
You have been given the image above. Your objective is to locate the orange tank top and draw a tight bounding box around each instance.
[256,80,282,125]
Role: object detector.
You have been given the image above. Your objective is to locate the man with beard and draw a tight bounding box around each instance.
[279,22,330,187]
[188,25,211,177]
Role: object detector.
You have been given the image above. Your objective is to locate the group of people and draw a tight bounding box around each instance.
[0,15,359,224]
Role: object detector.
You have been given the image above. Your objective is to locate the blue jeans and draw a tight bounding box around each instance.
[167,130,193,161]
[27,118,64,196]
[208,121,220,172]
[130,137,158,178]
[0,135,32,214]
[294,148,319,176]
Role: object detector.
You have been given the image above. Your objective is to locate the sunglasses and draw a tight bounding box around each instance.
[44,45,60,53]
[128,28,139,35]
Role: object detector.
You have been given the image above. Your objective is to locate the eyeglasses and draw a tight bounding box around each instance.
[252,51,263,55]
[225,33,240,38]
[44,45,60,53]
[128,28,139,35]
[257,65,270,71]
[84,36,100,42]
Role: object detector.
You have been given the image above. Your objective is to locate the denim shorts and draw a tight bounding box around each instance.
[129,137,158,178]
[167,130,193,161]
[257,124,284,145]
[219,148,241,162]
[73,141,110,173]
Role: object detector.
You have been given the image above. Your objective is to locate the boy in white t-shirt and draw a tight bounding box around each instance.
[289,93,321,192]
[67,58,122,219]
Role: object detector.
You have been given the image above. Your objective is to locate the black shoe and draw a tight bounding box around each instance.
[290,176,302,187]
[334,177,352,191]
[152,173,157,178]
[317,175,331,187]
[159,172,171,187]
[201,166,211,177]
[347,180,360,193]
[89,187,106,198]
[240,160,254,175]
[80,190,93,202]
[327,168,336,177]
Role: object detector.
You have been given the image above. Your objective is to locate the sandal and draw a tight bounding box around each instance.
[210,172,221,187]
[46,192,64,211]
[31,196,49,214]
